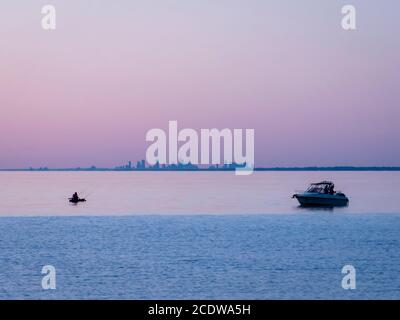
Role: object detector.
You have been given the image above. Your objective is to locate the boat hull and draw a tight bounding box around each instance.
[69,199,86,204]
[294,193,349,207]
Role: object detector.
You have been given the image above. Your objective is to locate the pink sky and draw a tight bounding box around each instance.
[1,0,399,168]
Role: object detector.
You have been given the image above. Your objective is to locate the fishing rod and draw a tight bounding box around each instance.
[82,190,93,199]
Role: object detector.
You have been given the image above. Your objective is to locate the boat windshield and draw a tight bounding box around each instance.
[306,185,326,193]
[306,183,334,194]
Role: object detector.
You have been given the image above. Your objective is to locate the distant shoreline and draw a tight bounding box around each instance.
[1,167,400,172]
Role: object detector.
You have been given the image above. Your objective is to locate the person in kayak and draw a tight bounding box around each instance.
[71,192,79,202]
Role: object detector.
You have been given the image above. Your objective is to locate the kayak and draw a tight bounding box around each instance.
[69,198,86,203]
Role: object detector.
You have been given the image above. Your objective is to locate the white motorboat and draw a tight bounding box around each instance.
[292,181,349,207]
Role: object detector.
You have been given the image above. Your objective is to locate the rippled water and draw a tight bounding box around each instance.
[0,172,399,299]
[0,215,399,299]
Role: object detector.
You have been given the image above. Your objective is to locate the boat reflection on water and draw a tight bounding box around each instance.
[292,181,349,208]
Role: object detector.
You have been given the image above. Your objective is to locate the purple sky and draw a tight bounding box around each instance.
[1,0,399,168]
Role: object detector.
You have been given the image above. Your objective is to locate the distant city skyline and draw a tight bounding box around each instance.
[1,159,400,172]
[1,1,400,169]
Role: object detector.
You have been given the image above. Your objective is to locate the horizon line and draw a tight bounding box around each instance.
[1,166,400,172]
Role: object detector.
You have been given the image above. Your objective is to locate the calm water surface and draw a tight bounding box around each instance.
[1,171,400,215]
[0,172,399,299]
